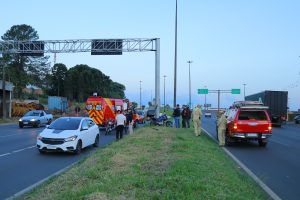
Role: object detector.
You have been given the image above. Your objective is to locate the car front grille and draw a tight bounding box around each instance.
[41,138,65,145]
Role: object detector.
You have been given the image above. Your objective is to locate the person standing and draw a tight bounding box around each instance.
[173,104,181,128]
[217,110,227,146]
[186,106,191,128]
[192,104,202,136]
[115,110,126,140]
[181,105,188,128]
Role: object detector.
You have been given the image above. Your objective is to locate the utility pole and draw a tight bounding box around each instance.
[187,61,192,108]
[243,83,246,100]
[173,0,178,108]
[204,85,207,110]
[139,80,142,109]
[1,57,6,119]
[163,75,166,112]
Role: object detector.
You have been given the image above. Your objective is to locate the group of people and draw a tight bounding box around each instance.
[172,104,227,147]
[114,108,137,141]
[172,104,202,135]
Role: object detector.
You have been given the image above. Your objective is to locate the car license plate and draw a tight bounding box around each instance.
[23,122,28,125]
[247,133,257,137]
[47,145,57,149]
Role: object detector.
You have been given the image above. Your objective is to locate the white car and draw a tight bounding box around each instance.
[37,117,100,154]
[204,112,212,118]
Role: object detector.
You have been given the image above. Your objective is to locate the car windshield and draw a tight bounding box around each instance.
[24,111,40,116]
[48,118,81,130]
[238,110,267,120]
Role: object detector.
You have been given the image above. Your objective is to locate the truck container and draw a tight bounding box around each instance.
[48,96,68,112]
[245,90,288,127]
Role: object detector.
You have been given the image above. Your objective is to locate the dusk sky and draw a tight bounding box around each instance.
[1,0,300,110]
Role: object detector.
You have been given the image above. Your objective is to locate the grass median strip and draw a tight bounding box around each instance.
[19,126,269,200]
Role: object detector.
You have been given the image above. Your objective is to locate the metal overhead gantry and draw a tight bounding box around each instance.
[0,38,161,118]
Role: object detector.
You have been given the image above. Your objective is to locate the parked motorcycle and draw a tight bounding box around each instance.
[105,119,115,135]
[150,113,173,127]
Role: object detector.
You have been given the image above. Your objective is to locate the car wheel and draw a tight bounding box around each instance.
[258,139,267,147]
[35,121,41,128]
[74,140,82,154]
[39,149,46,154]
[93,134,99,147]
[47,119,52,125]
[19,124,23,128]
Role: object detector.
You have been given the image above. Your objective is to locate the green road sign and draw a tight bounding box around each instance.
[231,89,240,94]
[198,89,208,94]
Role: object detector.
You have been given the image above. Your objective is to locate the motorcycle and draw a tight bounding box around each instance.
[105,119,115,135]
[150,113,173,127]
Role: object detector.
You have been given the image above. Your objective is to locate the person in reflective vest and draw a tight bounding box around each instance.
[217,110,227,146]
[192,104,202,136]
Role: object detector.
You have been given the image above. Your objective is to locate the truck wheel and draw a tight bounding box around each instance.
[258,140,267,147]
[225,135,234,146]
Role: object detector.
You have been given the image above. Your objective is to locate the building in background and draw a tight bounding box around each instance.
[0,80,14,117]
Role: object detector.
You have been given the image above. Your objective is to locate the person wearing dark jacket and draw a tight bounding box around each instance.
[186,106,191,128]
[173,104,181,128]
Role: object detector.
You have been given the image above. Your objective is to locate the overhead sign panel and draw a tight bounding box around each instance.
[231,89,240,94]
[198,89,208,94]
[91,39,123,55]
[19,41,44,56]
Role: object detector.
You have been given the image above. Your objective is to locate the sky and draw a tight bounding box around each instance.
[1,0,300,110]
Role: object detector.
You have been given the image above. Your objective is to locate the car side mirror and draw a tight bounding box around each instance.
[81,125,89,131]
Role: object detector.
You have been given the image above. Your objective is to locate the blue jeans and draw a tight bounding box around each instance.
[174,117,180,128]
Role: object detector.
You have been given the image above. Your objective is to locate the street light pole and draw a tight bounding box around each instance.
[243,83,246,100]
[139,80,142,109]
[163,75,166,112]
[173,0,178,108]
[204,85,207,110]
[187,61,192,108]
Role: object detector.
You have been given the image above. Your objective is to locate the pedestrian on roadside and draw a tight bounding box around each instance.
[217,110,227,146]
[186,106,191,128]
[173,104,181,128]
[181,105,188,128]
[115,110,126,140]
[125,108,133,134]
[192,104,202,136]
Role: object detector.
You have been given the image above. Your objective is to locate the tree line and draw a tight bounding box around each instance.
[0,24,125,102]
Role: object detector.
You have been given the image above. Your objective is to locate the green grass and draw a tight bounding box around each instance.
[19,127,269,200]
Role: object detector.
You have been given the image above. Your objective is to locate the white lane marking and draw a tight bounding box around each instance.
[0,133,20,138]
[0,153,11,157]
[0,145,36,157]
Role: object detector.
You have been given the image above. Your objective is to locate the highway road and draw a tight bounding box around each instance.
[0,123,117,200]
[202,116,300,200]
[1,119,299,200]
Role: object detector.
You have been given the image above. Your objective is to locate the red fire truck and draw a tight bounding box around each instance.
[86,94,131,128]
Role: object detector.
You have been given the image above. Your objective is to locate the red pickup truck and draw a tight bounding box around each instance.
[224,101,272,147]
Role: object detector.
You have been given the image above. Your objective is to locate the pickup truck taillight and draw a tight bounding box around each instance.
[268,123,272,132]
[233,123,238,130]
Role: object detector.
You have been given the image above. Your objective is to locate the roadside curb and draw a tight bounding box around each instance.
[201,128,281,200]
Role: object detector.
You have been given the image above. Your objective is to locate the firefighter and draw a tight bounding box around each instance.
[217,110,227,146]
[192,104,202,136]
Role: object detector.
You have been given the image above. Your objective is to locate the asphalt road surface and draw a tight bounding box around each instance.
[0,123,120,200]
[202,116,300,200]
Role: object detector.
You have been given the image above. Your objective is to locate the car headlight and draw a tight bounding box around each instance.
[64,135,78,142]
[30,119,36,122]
[19,119,22,122]
[37,135,42,140]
